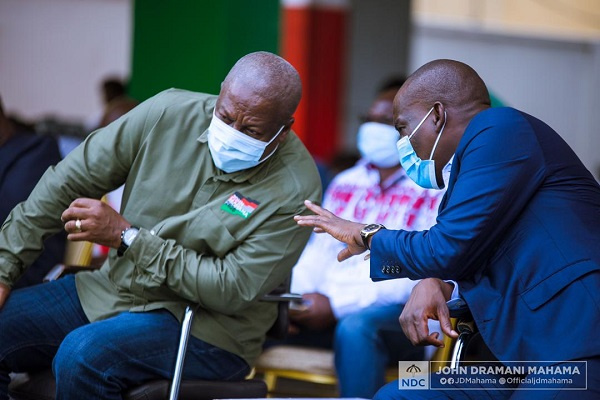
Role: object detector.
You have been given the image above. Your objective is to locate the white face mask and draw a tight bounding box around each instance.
[207,111,284,173]
[356,122,400,168]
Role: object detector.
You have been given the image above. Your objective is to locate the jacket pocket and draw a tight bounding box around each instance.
[520,259,599,310]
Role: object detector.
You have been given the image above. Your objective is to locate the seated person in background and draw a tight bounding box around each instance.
[0,51,321,399]
[283,81,445,398]
[0,96,66,289]
[97,78,139,129]
[85,77,138,134]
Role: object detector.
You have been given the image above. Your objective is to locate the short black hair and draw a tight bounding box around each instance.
[102,79,126,102]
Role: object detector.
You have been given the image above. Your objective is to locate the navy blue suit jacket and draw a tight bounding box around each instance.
[370,107,600,362]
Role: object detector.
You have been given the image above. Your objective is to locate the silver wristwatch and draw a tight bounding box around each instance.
[117,226,139,256]
[360,223,386,250]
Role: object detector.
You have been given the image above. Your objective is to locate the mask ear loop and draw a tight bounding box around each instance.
[429,111,447,160]
[258,125,285,162]
[408,107,434,140]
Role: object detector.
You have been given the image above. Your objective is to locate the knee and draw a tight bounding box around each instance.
[53,328,102,379]
[335,312,375,344]
[373,381,401,400]
[374,381,425,400]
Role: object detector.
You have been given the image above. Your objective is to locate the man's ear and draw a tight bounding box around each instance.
[278,117,295,143]
[432,102,446,132]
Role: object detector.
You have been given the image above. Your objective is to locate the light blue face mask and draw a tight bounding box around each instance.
[396,107,446,190]
[207,111,284,173]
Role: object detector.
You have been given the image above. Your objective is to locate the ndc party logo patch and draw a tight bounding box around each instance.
[398,361,429,390]
[221,192,259,219]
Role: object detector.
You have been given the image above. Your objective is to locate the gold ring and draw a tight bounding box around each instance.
[75,219,82,232]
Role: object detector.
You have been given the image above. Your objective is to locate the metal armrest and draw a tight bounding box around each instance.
[42,264,101,282]
[446,297,472,319]
[260,293,302,302]
[445,298,477,368]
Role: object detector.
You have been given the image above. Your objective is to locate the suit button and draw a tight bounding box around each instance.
[395,267,400,273]
[381,267,386,274]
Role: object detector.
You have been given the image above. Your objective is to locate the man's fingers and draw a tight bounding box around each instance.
[62,207,91,222]
[337,248,353,262]
[401,315,446,347]
[66,232,89,242]
[303,199,327,215]
[413,317,432,344]
[62,198,103,221]
[294,215,322,228]
[70,197,99,208]
[438,304,459,338]
[64,218,89,234]
[423,331,445,347]
[404,323,421,346]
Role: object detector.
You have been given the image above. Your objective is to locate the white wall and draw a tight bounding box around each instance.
[410,20,600,179]
[343,0,410,152]
[0,0,132,122]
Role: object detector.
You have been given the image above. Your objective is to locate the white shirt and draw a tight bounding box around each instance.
[291,160,445,318]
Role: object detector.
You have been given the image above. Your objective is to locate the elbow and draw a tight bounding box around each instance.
[200,288,260,315]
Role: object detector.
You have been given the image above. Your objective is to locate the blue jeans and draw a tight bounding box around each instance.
[334,304,424,398]
[0,275,249,400]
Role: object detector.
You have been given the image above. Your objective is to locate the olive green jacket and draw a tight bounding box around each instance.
[0,89,322,365]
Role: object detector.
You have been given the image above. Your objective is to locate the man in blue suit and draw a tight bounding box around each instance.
[295,59,600,399]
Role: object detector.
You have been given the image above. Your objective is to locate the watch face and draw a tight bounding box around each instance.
[362,224,383,234]
[123,228,139,245]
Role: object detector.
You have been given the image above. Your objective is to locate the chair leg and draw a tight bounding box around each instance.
[262,371,278,394]
[168,306,195,400]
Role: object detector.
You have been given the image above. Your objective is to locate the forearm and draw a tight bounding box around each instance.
[371,127,546,281]
[127,218,312,314]
[0,165,95,284]
[0,95,157,286]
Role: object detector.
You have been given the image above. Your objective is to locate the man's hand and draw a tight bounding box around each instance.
[288,293,336,331]
[399,278,458,347]
[61,198,131,249]
[294,200,366,261]
[0,282,11,309]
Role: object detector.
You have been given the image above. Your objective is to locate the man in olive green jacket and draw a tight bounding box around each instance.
[0,51,321,399]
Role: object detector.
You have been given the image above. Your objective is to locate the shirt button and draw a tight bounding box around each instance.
[150,230,156,235]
